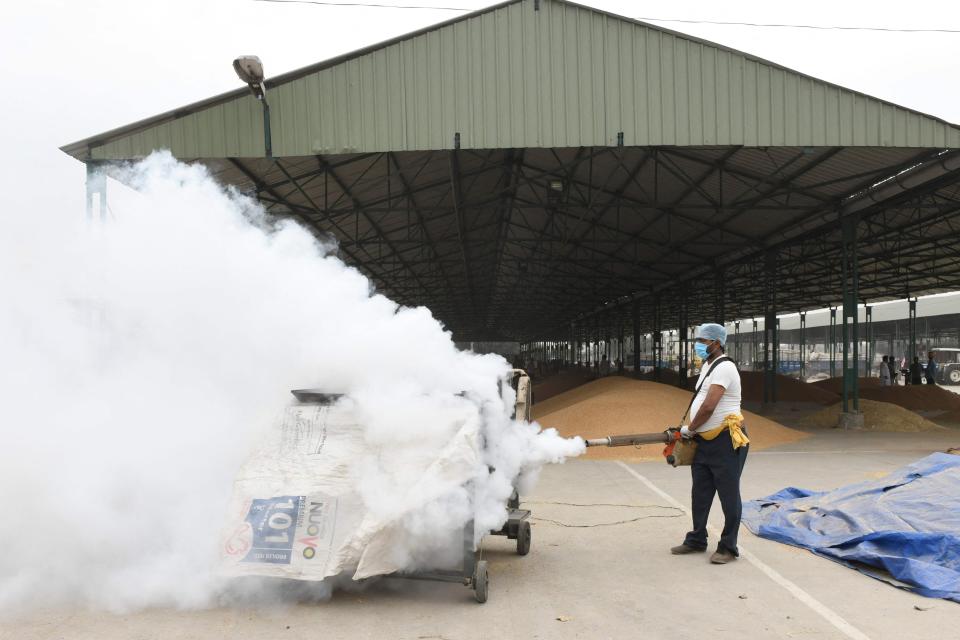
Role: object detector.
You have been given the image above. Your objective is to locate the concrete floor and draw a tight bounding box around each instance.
[3,430,959,640]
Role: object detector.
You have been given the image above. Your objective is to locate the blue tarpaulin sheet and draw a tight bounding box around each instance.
[742,452,960,603]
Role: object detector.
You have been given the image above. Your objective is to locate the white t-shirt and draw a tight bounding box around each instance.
[689,358,742,432]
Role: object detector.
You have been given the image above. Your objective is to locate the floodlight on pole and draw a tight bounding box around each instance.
[233,55,272,157]
[233,56,266,97]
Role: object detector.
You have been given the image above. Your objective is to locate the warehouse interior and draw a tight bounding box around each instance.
[62,0,960,416]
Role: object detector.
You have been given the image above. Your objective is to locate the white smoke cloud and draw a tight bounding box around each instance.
[0,152,583,613]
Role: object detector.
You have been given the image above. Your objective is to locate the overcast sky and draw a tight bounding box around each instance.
[3,0,959,220]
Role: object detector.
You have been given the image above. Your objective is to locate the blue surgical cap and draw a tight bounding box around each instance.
[696,323,727,346]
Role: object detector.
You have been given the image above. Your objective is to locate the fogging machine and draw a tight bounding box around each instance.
[585,428,695,466]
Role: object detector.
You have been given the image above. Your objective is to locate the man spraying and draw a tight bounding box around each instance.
[671,323,749,564]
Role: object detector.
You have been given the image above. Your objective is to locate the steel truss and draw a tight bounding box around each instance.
[89,145,959,346]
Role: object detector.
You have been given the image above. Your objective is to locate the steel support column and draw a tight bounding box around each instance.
[618,314,625,374]
[909,297,918,362]
[799,311,807,380]
[654,296,663,382]
[865,305,873,376]
[763,250,778,404]
[679,289,689,387]
[606,312,613,369]
[829,307,838,378]
[576,326,587,366]
[752,319,758,371]
[776,318,782,376]
[632,301,640,377]
[715,269,726,324]
[594,319,599,371]
[642,332,648,372]
[734,320,741,364]
[570,324,576,366]
[580,324,585,366]
[85,162,108,222]
[841,213,860,414]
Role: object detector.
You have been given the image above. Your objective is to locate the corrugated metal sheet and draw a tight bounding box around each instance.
[66,0,960,161]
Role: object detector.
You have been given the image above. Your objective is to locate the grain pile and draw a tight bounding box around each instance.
[532,369,596,403]
[739,371,839,404]
[532,377,808,461]
[814,377,960,412]
[860,385,960,412]
[638,369,694,389]
[933,409,960,427]
[799,398,946,432]
[813,377,882,393]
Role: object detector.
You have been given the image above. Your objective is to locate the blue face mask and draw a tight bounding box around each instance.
[694,342,710,359]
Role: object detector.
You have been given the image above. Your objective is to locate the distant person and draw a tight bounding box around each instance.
[671,323,748,565]
[910,357,924,385]
[887,356,897,386]
[926,352,938,385]
[879,356,891,386]
[600,353,610,377]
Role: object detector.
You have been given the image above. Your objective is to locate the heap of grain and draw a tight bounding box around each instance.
[532,377,808,461]
[532,369,596,403]
[813,377,960,412]
[934,409,960,427]
[800,398,945,432]
[739,371,839,404]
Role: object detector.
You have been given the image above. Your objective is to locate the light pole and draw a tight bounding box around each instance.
[233,56,272,158]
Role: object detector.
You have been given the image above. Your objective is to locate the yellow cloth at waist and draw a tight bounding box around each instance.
[698,414,750,449]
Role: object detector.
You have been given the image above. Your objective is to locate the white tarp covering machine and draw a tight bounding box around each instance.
[220,370,534,603]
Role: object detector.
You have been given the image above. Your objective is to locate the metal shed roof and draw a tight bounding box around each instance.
[60,0,960,341]
[62,0,960,161]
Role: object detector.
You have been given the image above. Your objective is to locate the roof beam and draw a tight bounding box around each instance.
[227,157,392,287]
[313,154,438,308]
[385,151,462,316]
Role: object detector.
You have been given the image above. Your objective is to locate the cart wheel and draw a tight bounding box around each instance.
[473,560,489,603]
[516,520,531,556]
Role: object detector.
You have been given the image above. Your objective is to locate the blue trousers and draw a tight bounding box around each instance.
[683,428,749,555]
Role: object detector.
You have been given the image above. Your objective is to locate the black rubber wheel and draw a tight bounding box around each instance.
[473,560,489,603]
[516,520,531,556]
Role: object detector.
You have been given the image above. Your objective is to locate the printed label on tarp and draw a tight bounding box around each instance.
[242,495,303,564]
[224,492,342,571]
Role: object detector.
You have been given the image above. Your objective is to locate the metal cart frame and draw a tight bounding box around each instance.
[392,491,530,603]
[291,369,534,603]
